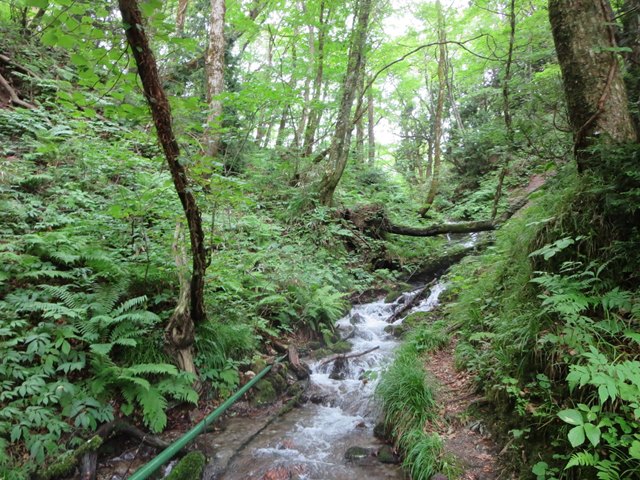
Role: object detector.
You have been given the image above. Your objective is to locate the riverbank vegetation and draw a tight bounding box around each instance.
[1,0,639,478]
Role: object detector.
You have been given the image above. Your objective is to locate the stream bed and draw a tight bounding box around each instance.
[206,283,446,480]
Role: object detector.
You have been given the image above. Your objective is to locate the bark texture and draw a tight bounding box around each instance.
[318,0,373,206]
[549,0,637,170]
[206,0,226,158]
[118,0,207,369]
[419,0,447,217]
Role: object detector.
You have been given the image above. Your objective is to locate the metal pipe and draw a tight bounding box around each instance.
[128,354,287,480]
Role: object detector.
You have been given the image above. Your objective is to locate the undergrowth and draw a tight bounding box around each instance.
[377,327,459,478]
[444,150,640,479]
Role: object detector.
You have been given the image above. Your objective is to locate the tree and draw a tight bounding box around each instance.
[418,0,447,217]
[548,0,637,171]
[317,0,374,206]
[118,0,207,375]
[206,0,226,159]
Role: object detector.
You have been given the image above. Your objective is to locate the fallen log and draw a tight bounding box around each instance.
[319,345,380,368]
[385,281,435,324]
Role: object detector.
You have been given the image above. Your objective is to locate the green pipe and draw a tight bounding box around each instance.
[128,354,287,480]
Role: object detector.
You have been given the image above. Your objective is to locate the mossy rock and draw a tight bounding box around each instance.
[345,446,372,460]
[384,283,413,303]
[166,451,206,480]
[269,370,288,393]
[250,357,267,373]
[251,379,277,407]
[312,348,332,359]
[329,340,352,354]
[373,422,391,440]
[377,445,400,464]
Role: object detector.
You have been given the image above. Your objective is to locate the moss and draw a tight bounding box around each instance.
[251,379,277,406]
[376,445,399,464]
[39,435,103,480]
[166,451,206,480]
[329,341,352,354]
[384,282,413,303]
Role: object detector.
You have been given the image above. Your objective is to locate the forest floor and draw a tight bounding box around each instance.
[424,338,505,480]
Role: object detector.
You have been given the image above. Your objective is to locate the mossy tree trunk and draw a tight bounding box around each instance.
[317,0,373,206]
[418,0,447,217]
[118,0,207,374]
[548,0,637,171]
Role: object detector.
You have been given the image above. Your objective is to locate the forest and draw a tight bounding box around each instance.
[0,0,639,479]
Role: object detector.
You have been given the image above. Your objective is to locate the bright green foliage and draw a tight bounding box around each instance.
[444,157,640,478]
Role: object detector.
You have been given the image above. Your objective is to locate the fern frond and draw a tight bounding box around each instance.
[126,363,179,377]
[137,387,167,433]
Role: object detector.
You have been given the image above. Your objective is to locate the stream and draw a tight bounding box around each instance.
[208,283,447,480]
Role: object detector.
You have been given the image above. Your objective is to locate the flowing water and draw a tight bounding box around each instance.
[211,283,446,480]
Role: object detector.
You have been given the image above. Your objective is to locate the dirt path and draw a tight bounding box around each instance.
[424,339,503,479]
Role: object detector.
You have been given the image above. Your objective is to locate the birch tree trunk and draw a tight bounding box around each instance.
[206,0,226,159]
[549,0,637,171]
[118,0,207,375]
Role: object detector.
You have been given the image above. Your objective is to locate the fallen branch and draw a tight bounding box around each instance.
[0,72,35,108]
[319,345,380,367]
[79,420,171,480]
[386,281,435,324]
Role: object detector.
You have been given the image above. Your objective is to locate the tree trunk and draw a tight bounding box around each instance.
[548,0,637,171]
[303,0,328,156]
[175,0,189,36]
[491,0,516,220]
[318,0,373,206]
[622,0,640,131]
[206,0,226,159]
[419,0,446,217]
[118,0,207,371]
[367,85,375,164]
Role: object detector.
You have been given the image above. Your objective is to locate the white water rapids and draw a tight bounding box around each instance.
[212,282,447,480]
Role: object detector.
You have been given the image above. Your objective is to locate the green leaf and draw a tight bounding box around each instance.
[583,423,600,447]
[41,29,59,46]
[56,34,76,49]
[630,441,640,459]
[26,0,48,7]
[568,425,585,448]
[532,461,548,476]
[558,409,583,426]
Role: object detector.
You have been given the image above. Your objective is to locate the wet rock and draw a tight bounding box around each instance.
[350,312,364,324]
[373,422,390,440]
[376,445,400,464]
[329,340,352,354]
[329,357,348,380]
[344,446,373,461]
[338,325,356,340]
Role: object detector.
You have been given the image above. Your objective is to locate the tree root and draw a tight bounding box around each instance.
[0,72,35,108]
[39,420,171,480]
